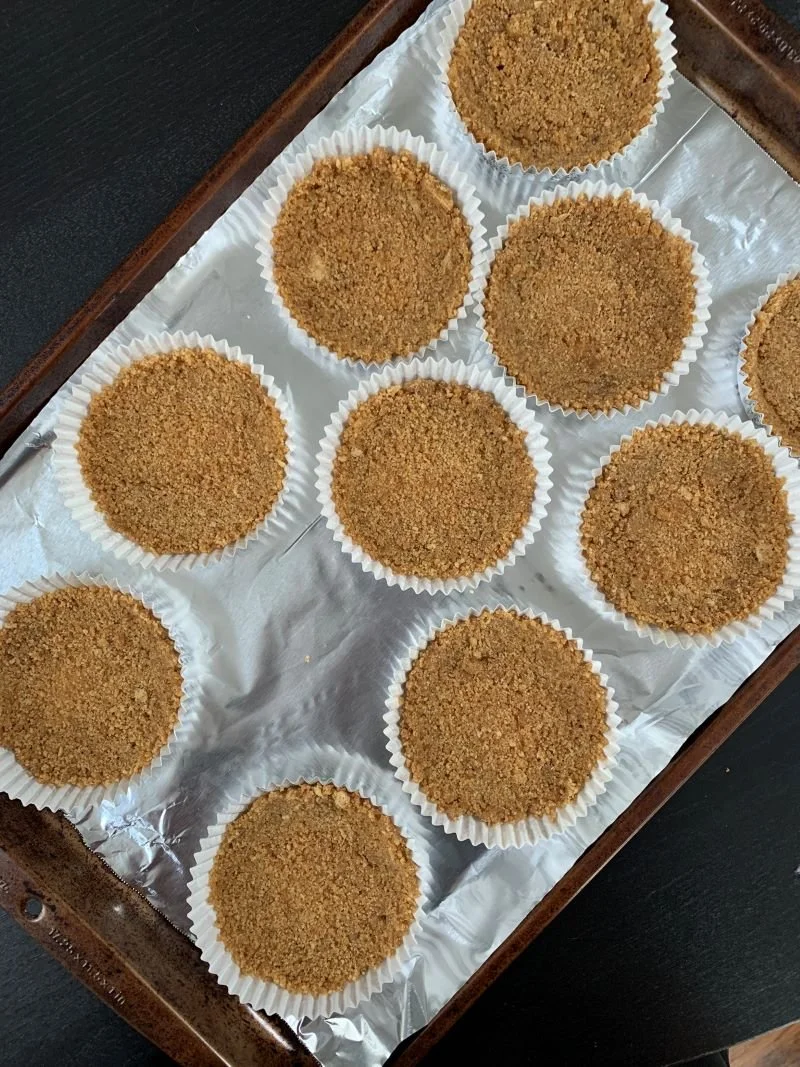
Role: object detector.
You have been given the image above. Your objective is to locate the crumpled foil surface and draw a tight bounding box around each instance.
[1,1,799,1063]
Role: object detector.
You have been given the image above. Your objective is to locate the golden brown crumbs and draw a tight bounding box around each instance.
[331,380,536,579]
[742,277,800,454]
[483,194,696,413]
[272,148,472,363]
[448,0,661,171]
[77,348,287,556]
[399,610,608,824]
[0,586,182,786]
[581,424,791,633]
[209,783,419,995]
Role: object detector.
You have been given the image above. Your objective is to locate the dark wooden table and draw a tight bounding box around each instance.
[3,2,800,1064]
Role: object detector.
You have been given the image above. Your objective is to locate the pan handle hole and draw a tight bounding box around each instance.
[22,896,45,922]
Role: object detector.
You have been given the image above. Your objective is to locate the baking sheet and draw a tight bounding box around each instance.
[2,1,800,1063]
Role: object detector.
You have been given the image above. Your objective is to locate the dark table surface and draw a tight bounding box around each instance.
[3,2,800,1065]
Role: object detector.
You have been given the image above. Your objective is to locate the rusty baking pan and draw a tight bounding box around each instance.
[1,1,799,1064]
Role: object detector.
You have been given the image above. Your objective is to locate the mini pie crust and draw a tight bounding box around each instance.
[77,347,287,556]
[399,609,609,824]
[330,379,536,579]
[209,783,419,995]
[581,423,791,634]
[742,276,800,454]
[448,0,662,171]
[483,193,696,413]
[0,586,182,786]
[272,148,472,362]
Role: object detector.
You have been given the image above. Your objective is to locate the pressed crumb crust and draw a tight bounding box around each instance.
[448,0,661,171]
[0,586,182,786]
[399,610,608,824]
[272,149,472,362]
[581,424,791,634]
[209,784,419,995]
[330,380,536,579]
[742,277,800,454]
[483,194,696,413]
[77,348,287,556]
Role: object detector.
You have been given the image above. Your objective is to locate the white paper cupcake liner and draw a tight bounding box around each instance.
[187,744,432,1021]
[256,124,489,372]
[384,605,621,849]
[738,266,800,455]
[315,356,553,594]
[474,181,711,419]
[564,410,800,649]
[434,0,676,187]
[0,572,204,817]
[52,330,308,571]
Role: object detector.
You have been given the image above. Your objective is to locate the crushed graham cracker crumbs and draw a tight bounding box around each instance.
[209,783,419,995]
[399,610,608,824]
[448,0,661,171]
[0,586,183,786]
[581,424,791,634]
[272,148,472,363]
[483,193,696,413]
[77,348,287,556]
[331,380,536,579]
[742,277,800,454]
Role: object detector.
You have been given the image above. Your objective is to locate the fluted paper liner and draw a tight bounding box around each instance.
[474,180,711,419]
[565,410,800,649]
[53,330,307,571]
[256,124,489,371]
[738,266,800,456]
[315,356,553,594]
[384,605,621,849]
[0,572,203,817]
[434,0,677,186]
[187,745,431,1020]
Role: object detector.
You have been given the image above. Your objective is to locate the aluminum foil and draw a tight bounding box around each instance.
[2,1,800,1063]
